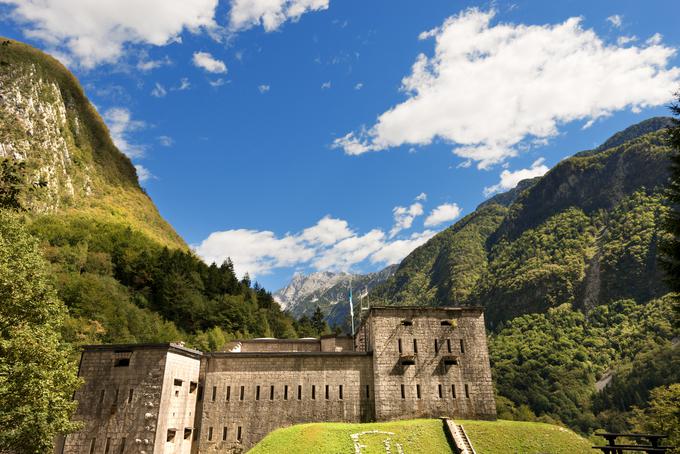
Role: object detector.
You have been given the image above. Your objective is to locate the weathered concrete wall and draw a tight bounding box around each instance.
[195,352,374,453]
[62,344,201,454]
[368,307,496,422]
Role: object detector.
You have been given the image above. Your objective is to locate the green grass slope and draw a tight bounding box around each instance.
[460,419,593,454]
[248,419,594,454]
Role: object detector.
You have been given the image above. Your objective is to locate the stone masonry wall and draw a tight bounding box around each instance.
[369,307,496,422]
[195,353,374,453]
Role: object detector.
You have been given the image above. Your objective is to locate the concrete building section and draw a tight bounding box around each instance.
[62,307,496,453]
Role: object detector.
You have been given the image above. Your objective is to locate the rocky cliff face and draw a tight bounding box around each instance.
[0,38,184,249]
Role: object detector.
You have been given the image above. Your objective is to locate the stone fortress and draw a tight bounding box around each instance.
[60,306,497,453]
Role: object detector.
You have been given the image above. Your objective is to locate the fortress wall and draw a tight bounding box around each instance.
[196,353,374,453]
[368,307,497,421]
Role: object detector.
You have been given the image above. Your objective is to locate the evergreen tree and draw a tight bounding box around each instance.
[660,91,680,322]
[0,210,81,452]
[311,306,330,336]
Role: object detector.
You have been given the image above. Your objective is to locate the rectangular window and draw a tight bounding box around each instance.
[120,438,126,454]
[167,430,176,443]
[284,385,288,400]
[114,358,130,367]
[89,438,96,454]
[366,385,370,399]
[184,429,192,440]
[447,338,452,353]
[226,386,231,401]
[208,427,213,442]
[312,385,316,400]
[339,385,343,400]
[270,385,274,400]
[460,339,465,354]
[298,385,302,400]
[465,384,470,398]
[416,384,421,399]
[211,386,217,402]
[438,384,443,399]
[413,339,418,354]
[256,385,260,400]
[104,438,111,454]
[190,381,198,393]
[240,386,245,401]
[400,384,405,399]
[223,427,228,441]
[237,426,242,441]
[397,338,402,353]
[434,339,439,353]
[452,384,457,399]
[174,378,183,386]
[325,385,329,400]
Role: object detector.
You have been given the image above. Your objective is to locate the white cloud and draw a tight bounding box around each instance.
[390,201,423,238]
[157,135,174,147]
[415,192,427,201]
[617,35,637,46]
[210,78,227,87]
[151,82,167,98]
[606,14,623,29]
[194,198,455,277]
[192,51,227,73]
[333,8,680,169]
[174,78,191,91]
[134,164,154,182]
[354,82,364,90]
[1,0,219,68]
[229,0,329,32]
[483,157,550,196]
[103,107,145,159]
[424,203,462,227]
[321,81,332,89]
[137,54,172,72]
[647,33,663,46]
[258,84,271,93]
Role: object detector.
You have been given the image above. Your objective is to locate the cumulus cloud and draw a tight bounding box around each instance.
[194,198,455,278]
[192,51,227,73]
[103,107,146,159]
[333,8,680,168]
[390,201,423,238]
[483,157,550,197]
[424,203,462,227]
[1,0,219,68]
[229,0,329,32]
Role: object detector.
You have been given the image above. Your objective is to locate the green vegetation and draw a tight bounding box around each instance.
[460,419,593,454]
[0,210,81,453]
[629,384,680,453]
[249,419,451,454]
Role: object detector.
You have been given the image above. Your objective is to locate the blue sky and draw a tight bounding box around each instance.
[1,0,680,291]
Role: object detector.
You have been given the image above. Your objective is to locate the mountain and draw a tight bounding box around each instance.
[0,39,300,350]
[372,117,673,326]
[274,265,397,329]
[0,38,184,249]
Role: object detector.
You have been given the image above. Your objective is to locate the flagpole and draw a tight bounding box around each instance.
[349,275,354,336]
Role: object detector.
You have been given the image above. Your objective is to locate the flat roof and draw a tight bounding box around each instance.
[206,351,371,358]
[81,343,202,359]
[367,305,484,311]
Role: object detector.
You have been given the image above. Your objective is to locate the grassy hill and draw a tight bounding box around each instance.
[248,419,593,454]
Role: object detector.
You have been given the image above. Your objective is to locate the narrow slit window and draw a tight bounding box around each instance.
[114,388,119,403]
[441,320,452,326]
[460,339,465,354]
[465,384,470,398]
[312,385,316,400]
[223,427,228,441]
[366,385,370,399]
[434,339,439,353]
[240,386,244,401]
[438,384,443,398]
[207,427,213,441]
[128,388,134,403]
[226,386,231,401]
[413,339,418,354]
[237,426,242,441]
[104,437,111,454]
[325,385,329,400]
[397,338,402,353]
[119,438,126,454]
[89,438,96,454]
[339,385,343,400]
[447,339,452,353]
[211,386,217,402]
[256,385,260,400]
[297,385,302,400]
[400,384,405,399]
[401,320,413,326]
[270,385,274,400]
[99,389,105,404]
[416,384,421,399]
[452,384,457,398]
[284,385,288,400]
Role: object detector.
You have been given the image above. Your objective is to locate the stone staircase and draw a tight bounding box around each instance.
[442,418,476,454]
